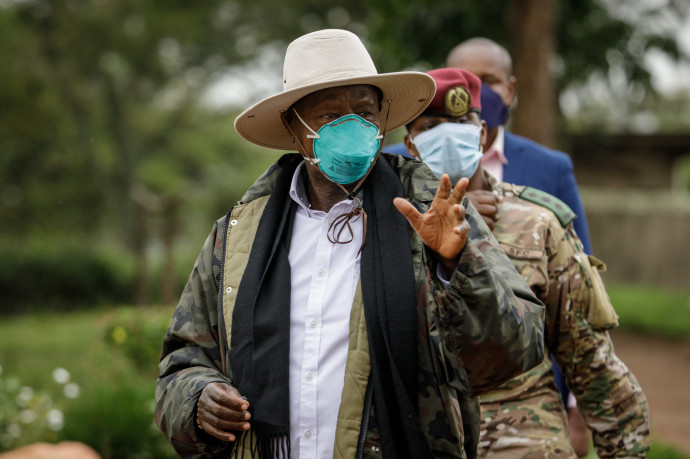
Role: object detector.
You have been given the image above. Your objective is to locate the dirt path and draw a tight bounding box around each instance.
[609,330,690,455]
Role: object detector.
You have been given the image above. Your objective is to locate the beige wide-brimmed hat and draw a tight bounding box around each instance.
[234,29,436,150]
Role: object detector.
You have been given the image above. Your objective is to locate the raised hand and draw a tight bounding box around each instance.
[196,382,251,442]
[393,174,470,274]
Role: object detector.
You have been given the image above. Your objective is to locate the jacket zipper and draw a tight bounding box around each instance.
[356,381,374,459]
[217,209,232,374]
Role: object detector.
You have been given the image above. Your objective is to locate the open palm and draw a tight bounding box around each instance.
[393,174,470,262]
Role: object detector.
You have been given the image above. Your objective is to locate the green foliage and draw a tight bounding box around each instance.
[60,381,175,459]
[608,283,690,338]
[0,1,687,311]
[647,441,689,459]
[0,241,135,314]
[104,306,171,373]
[0,307,177,458]
[0,366,80,452]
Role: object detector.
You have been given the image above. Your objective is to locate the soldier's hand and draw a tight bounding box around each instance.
[466,189,501,232]
[393,174,470,275]
[196,382,251,442]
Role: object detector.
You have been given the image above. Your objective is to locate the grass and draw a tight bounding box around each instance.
[606,283,690,338]
[0,306,176,458]
[0,307,168,387]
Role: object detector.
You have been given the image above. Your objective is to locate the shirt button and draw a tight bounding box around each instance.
[309,319,317,329]
[305,372,313,381]
[226,286,232,294]
[317,268,324,277]
[304,430,312,439]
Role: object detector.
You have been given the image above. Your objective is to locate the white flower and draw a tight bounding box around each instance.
[19,409,37,424]
[64,383,81,399]
[16,386,34,407]
[6,424,22,438]
[46,409,64,431]
[52,368,70,384]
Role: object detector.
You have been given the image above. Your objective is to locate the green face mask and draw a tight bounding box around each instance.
[295,111,382,184]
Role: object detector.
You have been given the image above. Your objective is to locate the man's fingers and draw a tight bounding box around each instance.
[450,177,469,204]
[393,197,422,229]
[199,411,251,441]
[434,173,452,201]
[452,203,466,223]
[197,382,252,442]
[207,383,249,411]
[454,220,470,236]
[202,416,251,442]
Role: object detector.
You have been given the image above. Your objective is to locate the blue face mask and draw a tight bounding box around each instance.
[411,122,483,184]
[480,83,509,129]
[294,111,382,184]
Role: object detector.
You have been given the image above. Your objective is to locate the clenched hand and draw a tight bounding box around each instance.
[196,382,251,442]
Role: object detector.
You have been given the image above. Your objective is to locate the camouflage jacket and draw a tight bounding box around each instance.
[478,174,651,458]
[155,154,545,458]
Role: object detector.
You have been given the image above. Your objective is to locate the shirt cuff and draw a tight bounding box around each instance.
[436,263,451,288]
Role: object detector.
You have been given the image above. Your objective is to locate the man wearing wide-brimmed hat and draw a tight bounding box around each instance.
[155,29,545,459]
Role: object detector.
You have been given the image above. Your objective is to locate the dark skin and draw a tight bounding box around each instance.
[404,111,503,231]
[197,84,471,441]
[446,40,517,152]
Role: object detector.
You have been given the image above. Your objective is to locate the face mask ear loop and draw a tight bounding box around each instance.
[292,109,320,139]
[281,110,321,165]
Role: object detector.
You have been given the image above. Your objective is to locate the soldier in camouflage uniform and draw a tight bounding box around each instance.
[404,67,651,458]
[155,30,545,458]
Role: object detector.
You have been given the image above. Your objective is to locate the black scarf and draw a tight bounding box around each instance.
[229,154,432,457]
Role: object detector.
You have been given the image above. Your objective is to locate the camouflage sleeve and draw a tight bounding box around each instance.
[546,224,651,458]
[155,218,235,458]
[431,199,546,396]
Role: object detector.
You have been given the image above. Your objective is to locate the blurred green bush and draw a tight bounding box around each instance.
[0,242,135,314]
[104,307,171,372]
[0,307,177,457]
[0,366,80,452]
[60,381,176,459]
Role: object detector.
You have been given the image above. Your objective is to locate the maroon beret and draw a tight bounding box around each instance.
[424,67,482,117]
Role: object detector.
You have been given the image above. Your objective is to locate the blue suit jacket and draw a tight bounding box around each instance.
[502,132,591,254]
[383,133,591,253]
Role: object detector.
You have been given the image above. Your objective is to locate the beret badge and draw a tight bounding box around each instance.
[444,85,471,117]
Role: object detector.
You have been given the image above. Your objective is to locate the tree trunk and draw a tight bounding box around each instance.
[161,199,181,307]
[509,0,557,148]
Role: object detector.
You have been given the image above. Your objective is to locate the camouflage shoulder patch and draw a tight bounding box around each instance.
[518,187,576,228]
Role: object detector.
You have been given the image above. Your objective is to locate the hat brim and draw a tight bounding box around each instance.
[234,72,436,150]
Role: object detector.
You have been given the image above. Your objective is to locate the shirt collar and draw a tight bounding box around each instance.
[288,161,363,217]
[486,125,508,165]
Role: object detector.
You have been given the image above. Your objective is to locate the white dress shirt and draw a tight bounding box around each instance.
[287,163,363,458]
